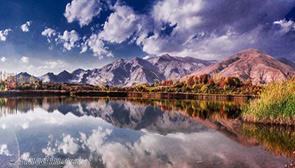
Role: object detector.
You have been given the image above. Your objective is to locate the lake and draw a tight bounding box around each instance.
[0,97,293,168]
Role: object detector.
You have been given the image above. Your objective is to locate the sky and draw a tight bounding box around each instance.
[0,0,294,76]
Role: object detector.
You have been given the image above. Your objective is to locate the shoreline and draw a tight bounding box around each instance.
[0,90,256,101]
[242,116,295,126]
[0,90,70,97]
[3,90,293,126]
[0,90,293,126]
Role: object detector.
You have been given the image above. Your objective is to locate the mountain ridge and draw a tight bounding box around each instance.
[39,54,213,86]
[14,49,295,86]
[183,48,295,85]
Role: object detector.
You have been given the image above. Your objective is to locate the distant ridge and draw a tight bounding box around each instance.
[15,49,294,86]
[183,49,295,85]
[39,55,212,86]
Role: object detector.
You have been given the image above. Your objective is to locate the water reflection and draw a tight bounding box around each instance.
[240,124,295,158]
[0,97,293,168]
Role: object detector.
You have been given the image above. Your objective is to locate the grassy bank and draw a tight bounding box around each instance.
[242,79,295,125]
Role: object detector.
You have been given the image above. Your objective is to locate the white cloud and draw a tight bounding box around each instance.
[1,57,7,62]
[20,21,32,32]
[59,0,295,59]
[99,5,139,43]
[130,0,266,59]
[140,28,259,59]
[21,56,29,63]
[58,134,79,155]
[0,29,12,41]
[90,1,205,58]
[273,19,295,33]
[64,0,102,27]
[58,30,80,51]
[41,28,57,42]
[83,34,113,58]
[132,0,206,58]
[42,28,82,52]
[83,127,112,153]
[79,4,139,58]
[152,0,203,30]
[0,144,11,156]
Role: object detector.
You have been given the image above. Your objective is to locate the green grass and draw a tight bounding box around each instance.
[242,79,295,124]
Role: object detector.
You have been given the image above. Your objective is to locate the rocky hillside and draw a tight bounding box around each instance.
[40,55,212,86]
[146,54,214,79]
[16,72,39,84]
[186,49,295,85]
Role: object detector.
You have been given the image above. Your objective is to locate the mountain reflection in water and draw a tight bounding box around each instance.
[0,97,293,168]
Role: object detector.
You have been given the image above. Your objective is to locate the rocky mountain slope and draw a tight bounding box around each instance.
[146,54,214,79]
[15,72,39,84]
[40,55,212,86]
[185,49,295,85]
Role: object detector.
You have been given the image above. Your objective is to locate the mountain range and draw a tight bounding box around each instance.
[40,55,213,86]
[16,49,295,86]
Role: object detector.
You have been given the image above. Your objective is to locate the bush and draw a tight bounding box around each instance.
[242,79,295,123]
[200,84,208,93]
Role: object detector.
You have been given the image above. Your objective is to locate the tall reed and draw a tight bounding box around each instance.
[242,79,295,124]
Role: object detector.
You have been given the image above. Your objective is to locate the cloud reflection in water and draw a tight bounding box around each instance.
[0,98,290,168]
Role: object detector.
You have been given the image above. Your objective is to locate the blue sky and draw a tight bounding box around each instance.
[0,0,294,75]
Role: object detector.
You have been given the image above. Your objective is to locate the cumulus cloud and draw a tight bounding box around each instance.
[21,56,29,63]
[58,134,79,155]
[142,0,294,59]
[20,21,32,32]
[0,29,12,41]
[41,28,83,52]
[82,34,113,58]
[64,0,102,27]
[89,0,294,59]
[273,19,295,33]
[152,0,203,31]
[41,28,57,42]
[38,0,295,59]
[58,30,80,51]
[99,5,140,43]
[79,4,141,58]
[1,57,7,62]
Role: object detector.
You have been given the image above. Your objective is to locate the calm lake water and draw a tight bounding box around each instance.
[0,97,293,168]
